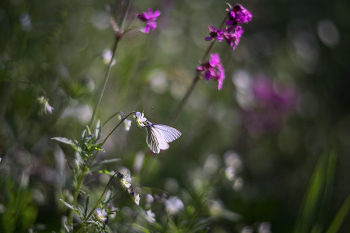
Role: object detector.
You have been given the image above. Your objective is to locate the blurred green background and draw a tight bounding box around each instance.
[1,0,350,232]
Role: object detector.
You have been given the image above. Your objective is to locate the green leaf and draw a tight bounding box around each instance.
[85,125,92,136]
[81,129,87,140]
[64,221,72,232]
[131,223,153,233]
[325,195,350,233]
[91,158,120,169]
[59,199,82,218]
[85,195,90,219]
[95,120,102,142]
[103,187,113,205]
[52,137,76,146]
[52,137,82,153]
[293,152,329,233]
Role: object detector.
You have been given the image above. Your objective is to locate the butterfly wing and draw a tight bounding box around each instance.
[152,124,182,143]
[146,126,169,153]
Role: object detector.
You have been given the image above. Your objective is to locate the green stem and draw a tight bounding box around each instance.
[102,111,124,126]
[101,111,135,145]
[88,112,134,167]
[68,169,86,225]
[170,15,229,125]
[111,189,123,200]
[89,37,120,128]
[84,172,119,223]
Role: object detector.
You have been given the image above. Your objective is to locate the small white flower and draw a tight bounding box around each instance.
[37,96,54,115]
[145,194,154,204]
[145,210,156,222]
[134,193,140,205]
[102,49,116,66]
[164,196,184,216]
[95,208,108,222]
[123,119,132,131]
[121,173,132,189]
[134,112,148,127]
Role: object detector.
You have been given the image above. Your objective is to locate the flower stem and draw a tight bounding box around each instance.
[102,111,125,126]
[170,15,229,125]
[111,189,123,200]
[87,111,135,167]
[89,37,120,128]
[68,169,86,225]
[101,111,135,145]
[84,172,119,223]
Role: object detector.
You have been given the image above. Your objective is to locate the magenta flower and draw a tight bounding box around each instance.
[137,8,161,34]
[197,53,225,90]
[205,26,224,42]
[223,26,244,50]
[226,4,252,25]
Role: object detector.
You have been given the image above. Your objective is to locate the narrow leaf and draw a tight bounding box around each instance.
[52,137,76,146]
[85,125,91,135]
[85,195,90,218]
[95,120,102,142]
[91,158,120,169]
[60,199,82,218]
[81,129,87,140]
[325,196,350,233]
[293,153,328,233]
[103,187,113,205]
[131,223,153,233]
[67,160,75,174]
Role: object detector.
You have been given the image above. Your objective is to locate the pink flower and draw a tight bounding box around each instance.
[197,54,225,90]
[226,4,253,25]
[223,26,244,50]
[205,26,224,42]
[137,8,161,34]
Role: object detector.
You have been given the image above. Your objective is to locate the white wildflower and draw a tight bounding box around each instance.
[145,210,156,222]
[120,172,132,189]
[164,196,184,216]
[134,112,147,127]
[37,96,54,115]
[95,208,108,222]
[134,193,140,205]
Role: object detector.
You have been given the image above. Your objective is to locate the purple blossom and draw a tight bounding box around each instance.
[223,26,244,50]
[197,53,225,90]
[226,4,252,25]
[137,8,161,34]
[205,26,224,42]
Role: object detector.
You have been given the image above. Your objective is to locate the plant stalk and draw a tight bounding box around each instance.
[89,37,120,128]
[68,169,86,225]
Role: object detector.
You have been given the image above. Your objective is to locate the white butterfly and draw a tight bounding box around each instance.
[145,123,182,154]
[134,112,181,153]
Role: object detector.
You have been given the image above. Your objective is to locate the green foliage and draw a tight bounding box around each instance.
[0,177,37,233]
